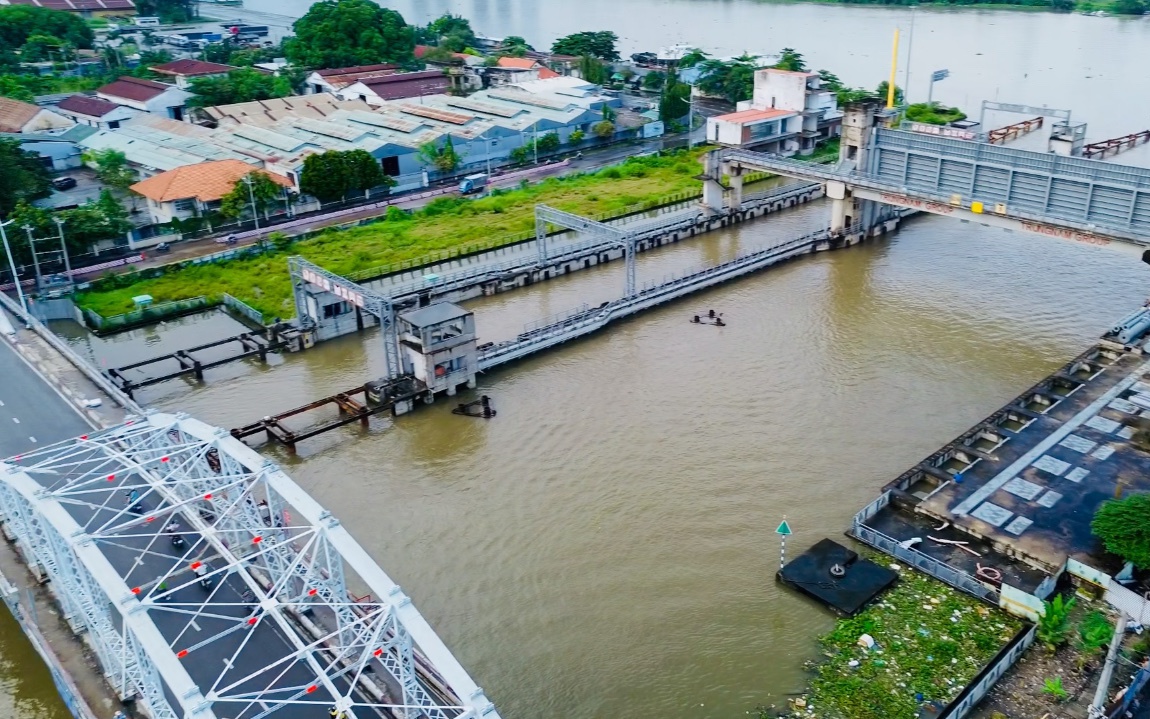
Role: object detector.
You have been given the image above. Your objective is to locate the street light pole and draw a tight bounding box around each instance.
[52,217,71,286]
[533,122,539,164]
[0,219,29,316]
[243,174,260,230]
[22,225,42,294]
[687,89,695,149]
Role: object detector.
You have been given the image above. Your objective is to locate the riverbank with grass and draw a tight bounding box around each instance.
[76,150,722,319]
[767,560,1023,719]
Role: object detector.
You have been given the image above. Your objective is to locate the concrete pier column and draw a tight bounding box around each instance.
[700,150,725,211]
[728,169,744,211]
[827,180,851,233]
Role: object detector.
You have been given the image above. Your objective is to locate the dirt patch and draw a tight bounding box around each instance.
[972,598,1147,719]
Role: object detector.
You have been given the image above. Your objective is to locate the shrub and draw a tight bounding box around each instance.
[1078,610,1113,655]
[568,128,585,144]
[1037,594,1076,650]
[1042,676,1068,701]
[592,120,615,139]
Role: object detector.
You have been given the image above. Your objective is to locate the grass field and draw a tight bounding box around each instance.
[77,150,711,319]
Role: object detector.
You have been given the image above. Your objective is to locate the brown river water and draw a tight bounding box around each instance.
[41,196,1150,719]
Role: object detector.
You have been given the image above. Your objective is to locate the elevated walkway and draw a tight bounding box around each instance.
[721,128,1150,247]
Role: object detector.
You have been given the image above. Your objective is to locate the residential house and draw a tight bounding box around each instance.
[96,76,193,121]
[706,108,801,153]
[150,59,238,90]
[0,0,135,17]
[747,68,843,152]
[56,94,138,129]
[337,70,451,106]
[305,64,397,95]
[129,159,291,225]
[486,57,560,86]
[0,96,74,134]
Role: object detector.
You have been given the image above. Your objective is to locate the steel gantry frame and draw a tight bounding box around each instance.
[0,412,501,719]
[535,205,637,298]
[289,256,403,381]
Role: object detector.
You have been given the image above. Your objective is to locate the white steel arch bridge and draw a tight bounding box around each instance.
[0,412,500,719]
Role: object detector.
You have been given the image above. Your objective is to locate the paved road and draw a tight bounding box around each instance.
[0,334,90,457]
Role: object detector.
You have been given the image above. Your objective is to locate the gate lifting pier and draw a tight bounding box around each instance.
[107,326,293,398]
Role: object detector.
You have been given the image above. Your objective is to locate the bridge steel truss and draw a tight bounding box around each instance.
[290,256,403,381]
[0,413,501,719]
[535,204,637,297]
[722,128,1150,245]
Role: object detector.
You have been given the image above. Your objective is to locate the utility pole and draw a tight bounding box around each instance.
[0,219,29,316]
[533,121,539,164]
[52,217,71,286]
[243,174,260,230]
[22,225,43,293]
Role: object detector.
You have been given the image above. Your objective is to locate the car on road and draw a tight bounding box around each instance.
[51,177,77,190]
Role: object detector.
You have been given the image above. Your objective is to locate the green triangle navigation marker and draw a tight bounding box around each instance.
[776,519,793,536]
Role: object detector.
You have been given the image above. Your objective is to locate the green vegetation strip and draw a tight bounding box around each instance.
[785,562,1022,719]
[77,151,712,319]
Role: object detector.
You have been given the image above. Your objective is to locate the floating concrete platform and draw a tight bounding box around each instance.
[777,538,898,615]
[865,336,1150,577]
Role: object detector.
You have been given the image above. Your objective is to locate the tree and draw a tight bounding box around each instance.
[1113,0,1146,12]
[0,75,33,101]
[87,149,136,194]
[500,35,532,56]
[817,69,844,92]
[659,72,690,123]
[187,68,291,107]
[568,128,585,144]
[299,149,391,202]
[1093,493,1150,568]
[0,137,50,217]
[509,145,531,165]
[220,172,284,220]
[578,54,608,85]
[592,120,614,139]
[876,80,905,106]
[536,132,560,153]
[551,31,619,61]
[8,190,129,260]
[695,58,756,104]
[677,48,709,69]
[286,0,415,70]
[20,34,69,62]
[417,136,460,173]
[0,6,93,57]
[418,13,475,52]
[642,70,665,90]
[774,47,807,72]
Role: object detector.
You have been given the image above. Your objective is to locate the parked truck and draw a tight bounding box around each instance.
[459,173,488,195]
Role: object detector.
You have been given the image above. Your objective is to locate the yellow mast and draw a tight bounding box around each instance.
[887,27,900,109]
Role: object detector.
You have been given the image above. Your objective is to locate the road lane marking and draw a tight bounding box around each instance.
[28,437,36,443]
[190,620,201,632]
[11,417,18,424]
[0,400,5,406]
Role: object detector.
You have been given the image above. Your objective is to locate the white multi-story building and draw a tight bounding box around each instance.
[707,68,843,155]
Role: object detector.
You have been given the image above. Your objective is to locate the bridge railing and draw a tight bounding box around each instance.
[0,290,142,414]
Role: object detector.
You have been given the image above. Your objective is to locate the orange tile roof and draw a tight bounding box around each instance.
[496,57,538,70]
[713,107,795,123]
[130,160,291,203]
[0,96,43,132]
[537,67,560,80]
